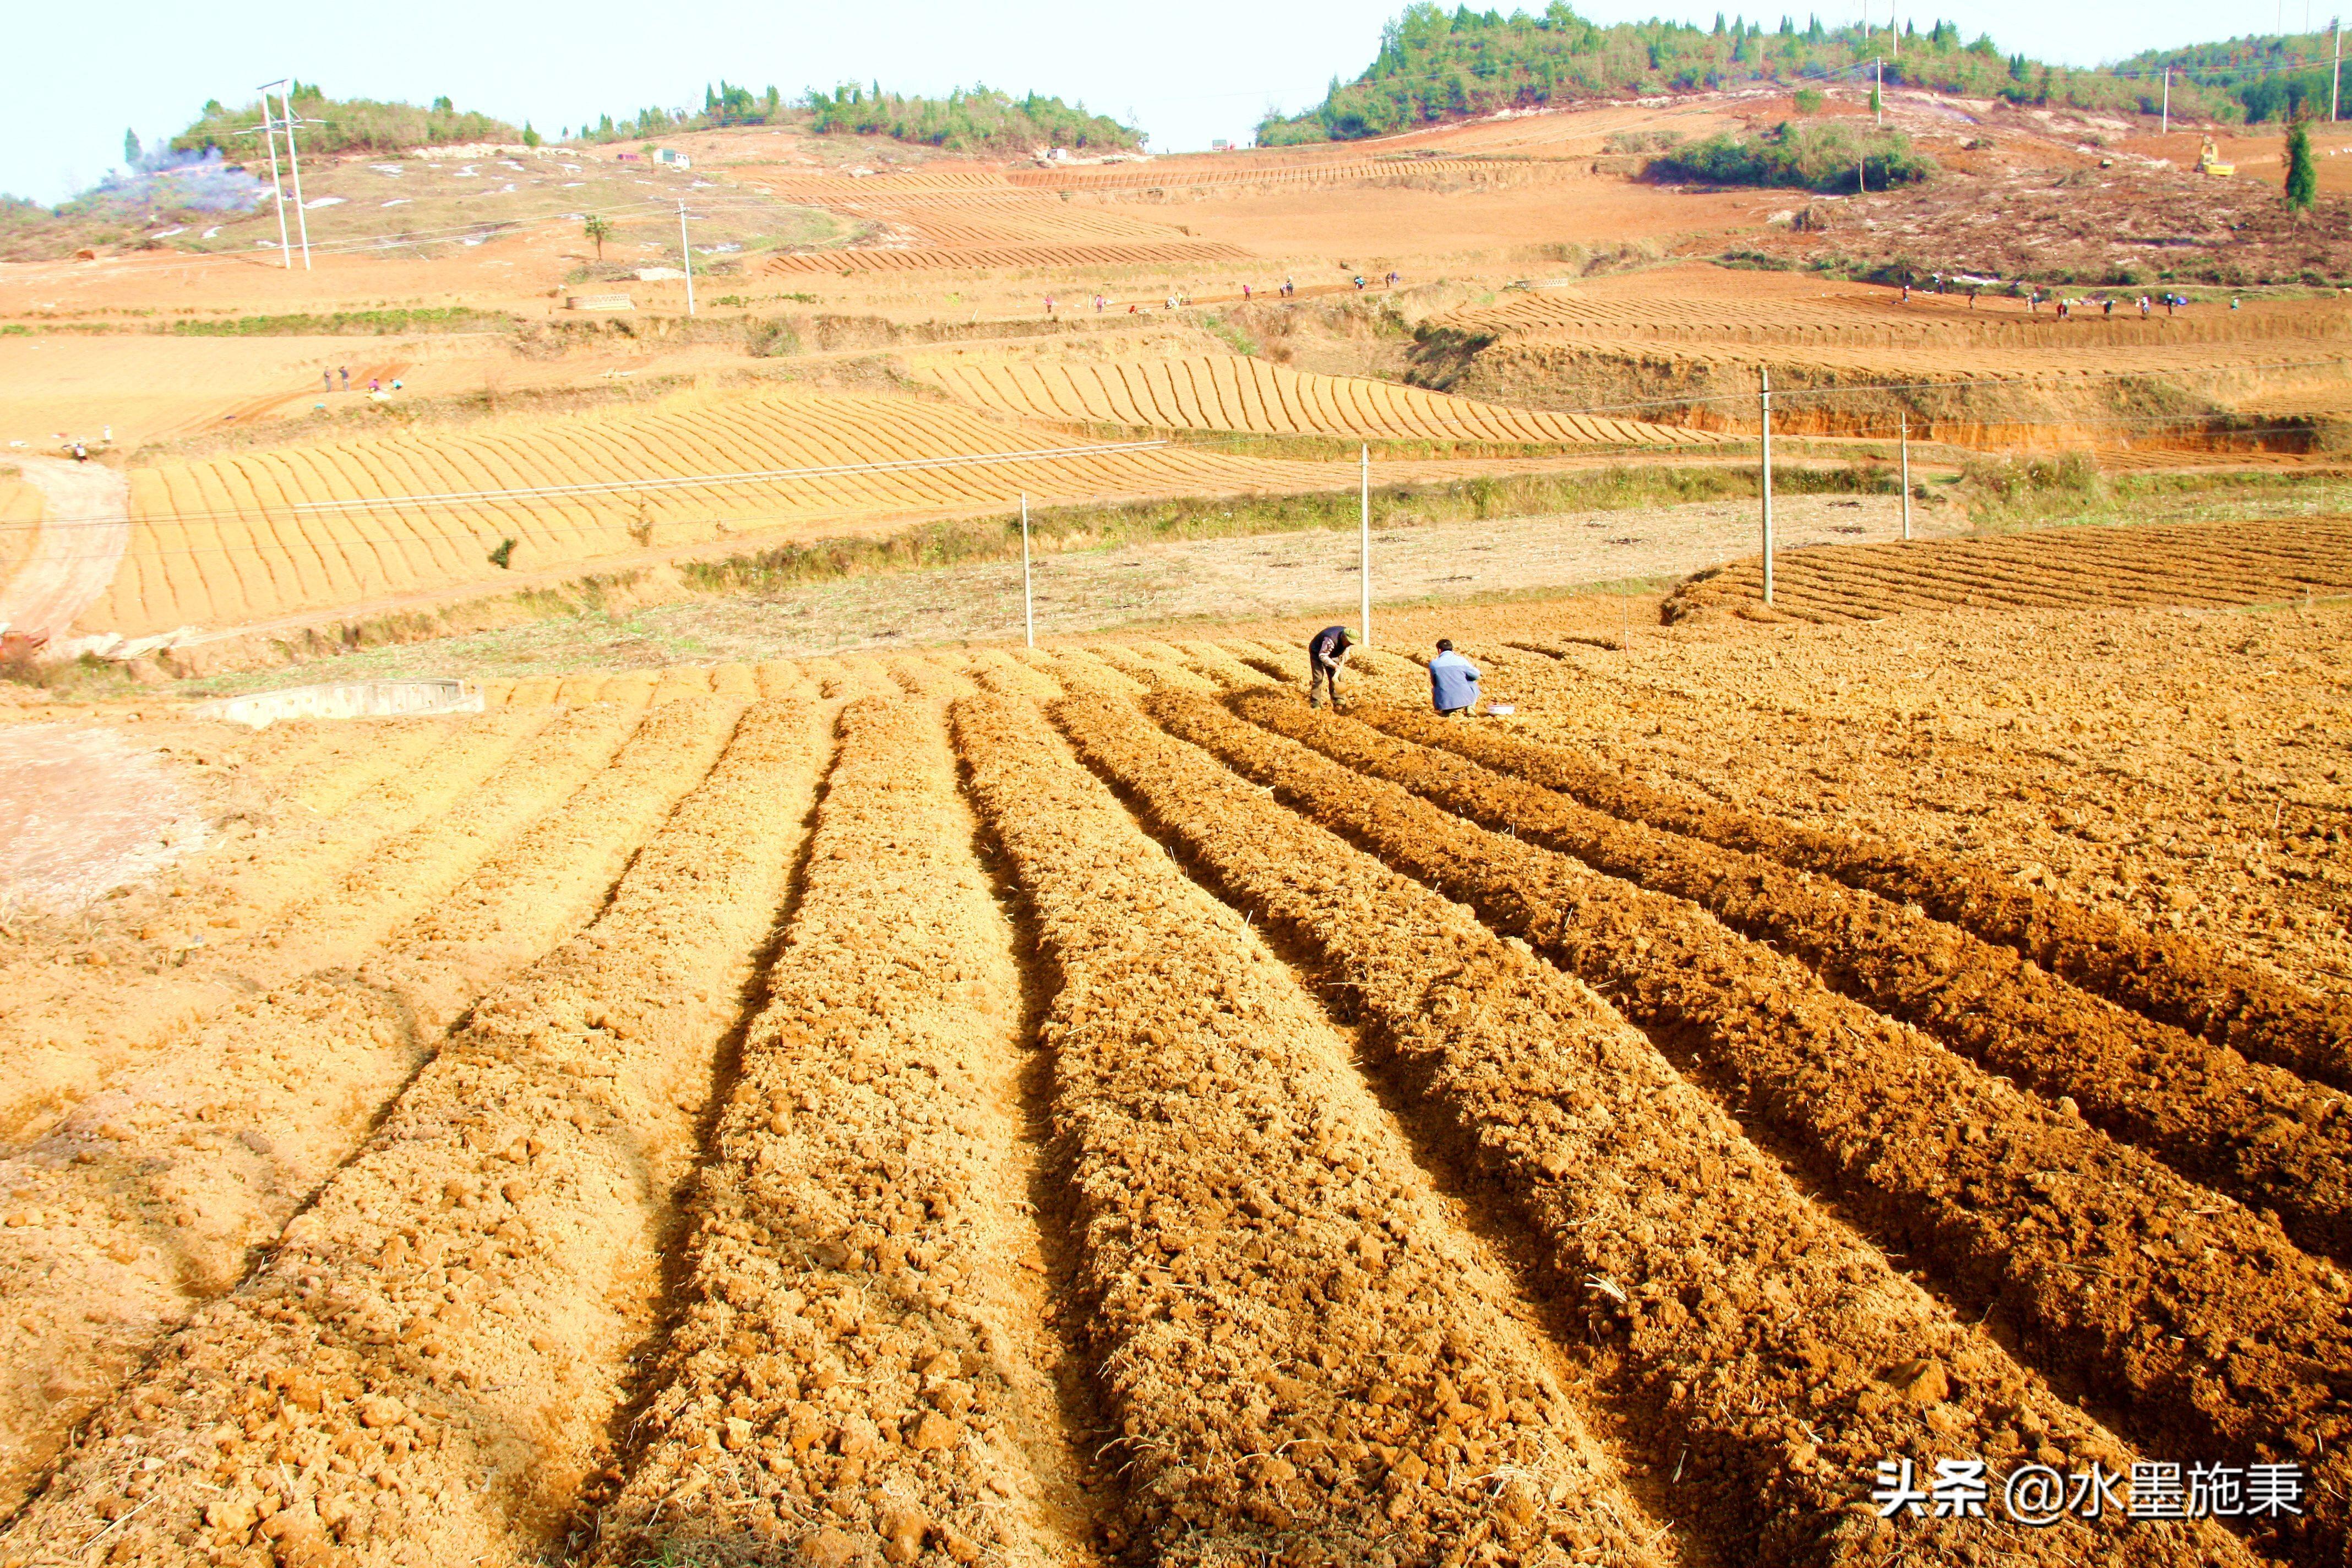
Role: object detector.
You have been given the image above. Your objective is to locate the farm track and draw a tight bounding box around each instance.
[1174,693,2352,1562]
[954,692,1665,1565]
[589,695,1106,1567]
[0,710,559,1141]
[1240,694,2352,1263]
[0,699,828,1568]
[0,696,743,1523]
[1358,702,2352,1092]
[1053,691,2246,1567]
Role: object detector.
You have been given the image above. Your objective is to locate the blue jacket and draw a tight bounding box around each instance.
[1429,650,1480,711]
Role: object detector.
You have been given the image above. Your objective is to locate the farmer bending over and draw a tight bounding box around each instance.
[1428,639,1480,716]
[1308,624,1355,711]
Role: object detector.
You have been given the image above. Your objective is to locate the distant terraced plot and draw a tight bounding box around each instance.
[918,354,1722,444]
[83,390,1639,635]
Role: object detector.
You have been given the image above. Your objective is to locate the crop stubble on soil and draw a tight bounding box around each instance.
[1192,690,2352,1561]
[1049,689,2245,1567]
[954,690,1666,1564]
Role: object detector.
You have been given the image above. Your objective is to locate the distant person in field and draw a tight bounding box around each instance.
[339,366,350,390]
[321,369,332,393]
[2103,297,2114,316]
[2139,295,2151,317]
[1969,287,1979,308]
[1306,624,1355,711]
[1242,282,1251,300]
[1428,639,1481,716]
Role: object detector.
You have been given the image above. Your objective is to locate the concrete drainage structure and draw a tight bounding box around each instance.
[192,678,484,728]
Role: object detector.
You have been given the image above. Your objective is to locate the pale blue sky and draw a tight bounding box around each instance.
[3,0,2333,205]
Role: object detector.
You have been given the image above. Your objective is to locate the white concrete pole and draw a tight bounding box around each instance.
[1760,369,1775,606]
[2334,19,2343,120]
[1359,443,1371,647]
[1021,493,1034,649]
[679,202,696,315]
[257,91,291,269]
[2163,70,2171,137]
[277,86,313,270]
[1899,413,1912,541]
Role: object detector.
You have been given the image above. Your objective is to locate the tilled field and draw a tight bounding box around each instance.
[4,587,2349,1563]
[916,356,1717,446]
[1668,515,2352,624]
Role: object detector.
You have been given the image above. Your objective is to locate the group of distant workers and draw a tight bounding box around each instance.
[319,367,402,395]
[1054,270,1403,317]
[1896,273,2205,318]
[1306,624,1483,716]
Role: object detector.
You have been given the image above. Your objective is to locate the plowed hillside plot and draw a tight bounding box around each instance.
[1447,278,2352,351]
[0,336,433,453]
[90,391,1409,635]
[918,354,1722,445]
[767,239,1250,275]
[10,633,2352,1564]
[731,164,1254,274]
[1672,515,2352,623]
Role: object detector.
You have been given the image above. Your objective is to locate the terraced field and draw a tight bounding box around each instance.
[4,541,2348,1564]
[917,354,1722,445]
[734,166,1254,274]
[766,240,1250,275]
[91,390,1588,636]
[1445,281,2352,350]
[1668,515,2352,622]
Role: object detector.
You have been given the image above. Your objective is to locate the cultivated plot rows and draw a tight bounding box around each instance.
[1673,516,2352,623]
[917,355,1720,445]
[1445,288,2352,349]
[3,649,2346,1565]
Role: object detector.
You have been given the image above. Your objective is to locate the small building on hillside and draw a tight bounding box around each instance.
[654,148,691,168]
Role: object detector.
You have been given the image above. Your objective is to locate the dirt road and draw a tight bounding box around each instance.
[0,457,129,641]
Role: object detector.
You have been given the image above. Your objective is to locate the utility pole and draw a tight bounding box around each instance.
[1876,57,1884,124]
[678,201,696,315]
[265,80,313,270]
[1359,443,1371,647]
[2334,18,2343,121]
[2163,69,2171,137]
[1760,369,1775,606]
[1020,493,1034,648]
[254,94,291,269]
[1899,413,1912,541]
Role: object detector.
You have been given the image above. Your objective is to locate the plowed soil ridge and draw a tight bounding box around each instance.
[1359,699,2352,1093]
[589,695,1106,1567]
[953,691,1664,1565]
[0,699,826,1567]
[0,699,704,1518]
[0,711,556,1140]
[767,241,1250,274]
[1287,697,2352,1265]
[1201,692,2352,1562]
[1670,519,2352,625]
[919,355,1721,445]
[1056,690,2243,1567]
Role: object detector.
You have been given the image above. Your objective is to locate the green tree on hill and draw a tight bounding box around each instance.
[2285,115,2318,210]
[1254,2,2231,145]
[582,214,611,259]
